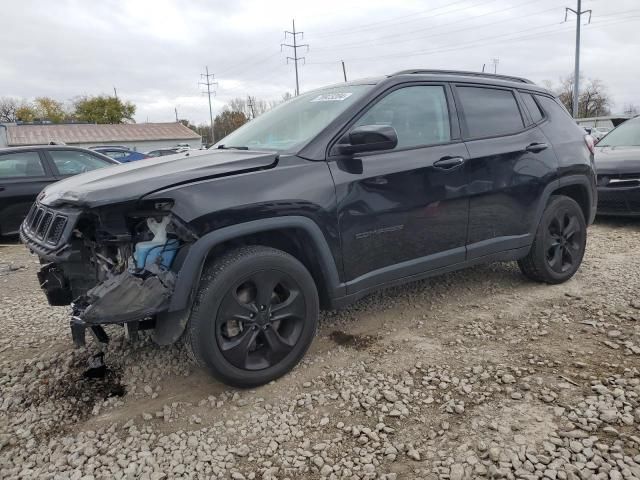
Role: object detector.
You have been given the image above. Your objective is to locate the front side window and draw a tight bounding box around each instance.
[0,151,46,178]
[353,85,451,149]
[596,117,640,147]
[457,86,524,138]
[49,150,112,175]
[213,85,372,152]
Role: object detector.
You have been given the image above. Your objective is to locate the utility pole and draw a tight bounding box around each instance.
[113,87,118,100]
[491,58,499,74]
[482,63,486,73]
[565,0,592,118]
[199,66,218,143]
[281,19,309,96]
[174,107,179,122]
[247,96,256,119]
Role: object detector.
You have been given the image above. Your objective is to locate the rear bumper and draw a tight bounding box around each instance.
[597,185,640,216]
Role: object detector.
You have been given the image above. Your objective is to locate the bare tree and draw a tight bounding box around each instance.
[623,104,640,116]
[0,97,20,122]
[552,74,611,118]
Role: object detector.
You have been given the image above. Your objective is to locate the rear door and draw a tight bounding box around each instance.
[328,83,470,293]
[453,84,558,259]
[0,150,56,235]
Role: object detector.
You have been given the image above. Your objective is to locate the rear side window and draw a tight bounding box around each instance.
[0,151,46,178]
[521,93,544,123]
[354,85,451,149]
[535,95,574,121]
[457,86,524,139]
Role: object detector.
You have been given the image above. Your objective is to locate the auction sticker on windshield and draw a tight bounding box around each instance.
[310,92,353,102]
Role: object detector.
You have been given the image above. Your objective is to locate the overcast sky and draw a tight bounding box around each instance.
[2,0,639,124]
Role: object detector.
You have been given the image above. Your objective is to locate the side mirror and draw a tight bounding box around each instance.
[338,125,398,154]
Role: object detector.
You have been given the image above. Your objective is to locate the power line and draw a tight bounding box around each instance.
[565,0,592,118]
[313,1,558,52]
[491,58,500,74]
[199,66,218,143]
[247,95,256,119]
[281,19,309,96]
[313,0,489,38]
[305,14,638,66]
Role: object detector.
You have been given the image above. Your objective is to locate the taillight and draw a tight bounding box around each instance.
[584,135,595,155]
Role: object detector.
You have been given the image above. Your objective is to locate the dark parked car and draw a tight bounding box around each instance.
[0,146,116,236]
[21,70,596,387]
[594,116,640,216]
[90,146,148,162]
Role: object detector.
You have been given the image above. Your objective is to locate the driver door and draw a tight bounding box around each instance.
[328,83,470,293]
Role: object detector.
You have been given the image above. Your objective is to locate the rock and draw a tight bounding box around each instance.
[407,449,421,461]
[450,463,464,480]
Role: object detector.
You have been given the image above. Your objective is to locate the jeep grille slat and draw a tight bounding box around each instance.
[31,208,44,232]
[47,216,67,245]
[22,204,71,249]
[36,212,54,239]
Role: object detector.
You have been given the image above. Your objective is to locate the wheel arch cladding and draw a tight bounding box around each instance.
[168,216,344,314]
[532,175,595,236]
[552,182,592,224]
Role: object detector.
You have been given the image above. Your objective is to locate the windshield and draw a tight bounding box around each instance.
[212,85,373,152]
[598,117,640,147]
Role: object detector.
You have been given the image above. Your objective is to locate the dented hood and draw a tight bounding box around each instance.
[39,149,278,208]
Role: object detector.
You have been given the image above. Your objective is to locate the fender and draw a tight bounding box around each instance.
[530,174,596,236]
[168,215,344,313]
[152,216,344,345]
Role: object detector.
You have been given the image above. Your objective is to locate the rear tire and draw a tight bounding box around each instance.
[518,195,587,284]
[185,246,319,388]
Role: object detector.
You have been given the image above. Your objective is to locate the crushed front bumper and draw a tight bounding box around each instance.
[68,267,176,347]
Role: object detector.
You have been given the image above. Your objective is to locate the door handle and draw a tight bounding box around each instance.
[525,142,549,153]
[433,156,465,170]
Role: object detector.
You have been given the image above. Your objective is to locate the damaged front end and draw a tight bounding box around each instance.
[20,199,196,347]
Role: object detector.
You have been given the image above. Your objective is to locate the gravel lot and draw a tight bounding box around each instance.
[1,218,640,480]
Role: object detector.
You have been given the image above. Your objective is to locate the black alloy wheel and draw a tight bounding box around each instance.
[216,270,306,371]
[185,246,319,387]
[544,209,584,274]
[518,195,587,284]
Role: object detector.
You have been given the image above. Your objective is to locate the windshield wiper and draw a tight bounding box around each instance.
[217,145,249,150]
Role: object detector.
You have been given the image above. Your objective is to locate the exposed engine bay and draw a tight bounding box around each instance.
[21,199,197,346]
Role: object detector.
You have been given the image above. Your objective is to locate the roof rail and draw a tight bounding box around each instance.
[391,69,534,84]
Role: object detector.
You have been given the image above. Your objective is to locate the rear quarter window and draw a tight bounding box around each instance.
[521,93,544,123]
[457,86,524,139]
[535,95,574,121]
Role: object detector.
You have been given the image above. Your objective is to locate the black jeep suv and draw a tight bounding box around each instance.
[21,70,597,387]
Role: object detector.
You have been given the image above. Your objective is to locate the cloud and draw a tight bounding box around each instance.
[1,0,638,123]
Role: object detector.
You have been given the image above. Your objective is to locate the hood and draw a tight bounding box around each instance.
[594,146,640,175]
[40,149,278,208]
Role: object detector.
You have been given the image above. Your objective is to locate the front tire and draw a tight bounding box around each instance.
[185,246,319,388]
[518,195,587,284]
